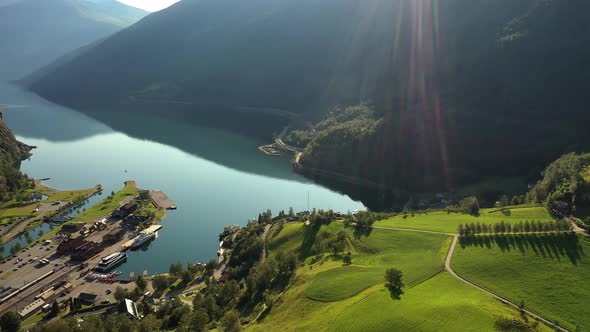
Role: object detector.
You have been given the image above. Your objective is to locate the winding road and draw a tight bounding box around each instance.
[370,225,571,332]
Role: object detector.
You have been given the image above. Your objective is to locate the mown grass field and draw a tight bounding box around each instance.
[267,222,305,258]
[375,206,553,233]
[453,233,590,330]
[328,273,531,332]
[74,181,138,222]
[251,222,542,331]
[269,222,450,302]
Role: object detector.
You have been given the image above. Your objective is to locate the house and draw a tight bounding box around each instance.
[113,202,138,218]
[78,292,100,305]
[139,190,150,200]
[103,228,126,242]
[123,215,148,226]
[118,298,140,320]
[17,299,45,318]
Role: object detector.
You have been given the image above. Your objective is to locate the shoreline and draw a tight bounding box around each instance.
[0,182,102,246]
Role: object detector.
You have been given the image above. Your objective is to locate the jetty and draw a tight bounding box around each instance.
[121,225,162,250]
[149,190,176,210]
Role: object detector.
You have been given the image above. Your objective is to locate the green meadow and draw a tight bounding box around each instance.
[250,221,541,331]
[375,206,553,233]
[453,233,590,331]
[328,273,528,332]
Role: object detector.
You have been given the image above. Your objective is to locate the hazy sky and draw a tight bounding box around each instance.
[117,0,180,12]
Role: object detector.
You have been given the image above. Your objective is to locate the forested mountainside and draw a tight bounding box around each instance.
[0,0,147,79]
[29,0,590,208]
[0,110,33,201]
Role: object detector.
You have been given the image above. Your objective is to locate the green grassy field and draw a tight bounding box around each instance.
[268,222,451,303]
[267,223,306,258]
[250,222,542,331]
[74,181,138,223]
[328,273,529,332]
[453,233,590,330]
[375,206,553,233]
[304,266,383,302]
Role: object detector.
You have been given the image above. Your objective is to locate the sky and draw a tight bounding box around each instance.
[117,0,180,12]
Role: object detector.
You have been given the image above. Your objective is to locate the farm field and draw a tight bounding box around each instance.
[452,233,590,331]
[374,206,553,233]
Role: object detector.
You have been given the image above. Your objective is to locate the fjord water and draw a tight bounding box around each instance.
[0,82,364,276]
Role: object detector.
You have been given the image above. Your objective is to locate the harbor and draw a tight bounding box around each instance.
[0,182,174,319]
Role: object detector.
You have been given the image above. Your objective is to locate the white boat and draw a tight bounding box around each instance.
[130,231,156,250]
[94,252,127,272]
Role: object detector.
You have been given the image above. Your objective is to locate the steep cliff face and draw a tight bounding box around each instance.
[0,110,33,200]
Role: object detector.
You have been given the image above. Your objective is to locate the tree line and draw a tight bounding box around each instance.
[458,219,573,237]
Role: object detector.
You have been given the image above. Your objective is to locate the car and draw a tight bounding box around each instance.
[45,248,50,251]
[105,289,112,294]
[101,299,110,304]
[13,268,18,271]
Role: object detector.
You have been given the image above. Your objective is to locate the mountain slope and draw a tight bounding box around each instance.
[29,0,590,208]
[0,108,33,201]
[0,0,147,79]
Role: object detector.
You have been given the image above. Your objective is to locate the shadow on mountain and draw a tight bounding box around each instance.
[458,233,585,265]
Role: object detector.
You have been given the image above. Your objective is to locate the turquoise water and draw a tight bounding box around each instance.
[0,82,364,276]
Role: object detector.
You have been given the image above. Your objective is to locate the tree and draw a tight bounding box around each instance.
[288,207,294,218]
[114,286,128,302]
[169,262,184,278]
[0,311,21,332]
[459,196,480,216]
[343,255,352,265]
[499,195,510,207]
[220,310,241,332]
[138,315,162,332]
[181,269,195,285]
[9,243,22,256]
[136,275,148,291]
[152,275,170,293]
[48,300,60,318]
[384,268,404,297]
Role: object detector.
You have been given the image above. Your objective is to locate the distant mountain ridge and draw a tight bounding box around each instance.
[0,0,147,79]
[28,0,590,208]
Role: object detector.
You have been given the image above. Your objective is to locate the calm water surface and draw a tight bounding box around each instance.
[0,82,364,276]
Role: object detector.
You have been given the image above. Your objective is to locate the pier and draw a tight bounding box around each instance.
[121,225,162,250]
[149,190,176,210]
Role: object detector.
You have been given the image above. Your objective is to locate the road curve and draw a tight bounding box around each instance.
[373,226,569,332]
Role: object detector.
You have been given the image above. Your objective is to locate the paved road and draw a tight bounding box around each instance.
[373,225,570,332]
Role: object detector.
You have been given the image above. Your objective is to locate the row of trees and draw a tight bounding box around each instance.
[458,219,573,237]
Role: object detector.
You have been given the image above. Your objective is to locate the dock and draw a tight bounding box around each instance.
[149,190,176,210]
[121,225,162,249]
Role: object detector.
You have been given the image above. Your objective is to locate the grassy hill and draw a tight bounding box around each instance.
[453,233,590,330]
[253,221,546,331]
[0,0,147,79]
